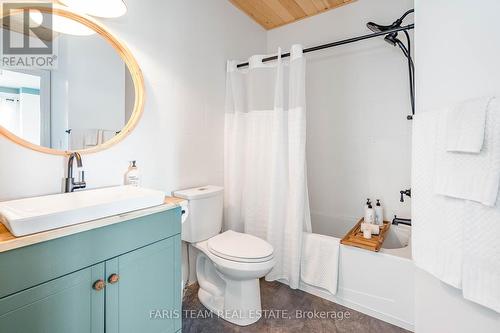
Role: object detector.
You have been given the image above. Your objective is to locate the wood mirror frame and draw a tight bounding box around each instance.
[0,5,145,155]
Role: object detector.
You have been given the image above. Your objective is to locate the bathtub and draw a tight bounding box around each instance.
[299,222,414,331]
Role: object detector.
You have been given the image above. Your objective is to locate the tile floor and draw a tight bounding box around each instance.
[182,280,411,333]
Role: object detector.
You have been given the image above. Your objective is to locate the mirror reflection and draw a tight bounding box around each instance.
[0,11,135,151]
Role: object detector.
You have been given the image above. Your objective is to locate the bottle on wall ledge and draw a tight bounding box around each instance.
[125,160,141,187]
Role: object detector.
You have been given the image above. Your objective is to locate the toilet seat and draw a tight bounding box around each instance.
[207,230,274,263]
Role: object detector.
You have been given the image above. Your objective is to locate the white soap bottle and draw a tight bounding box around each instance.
[364,198,371,213]
[375,199,384,225]
[125,160,141,187]
[364,203,375,224]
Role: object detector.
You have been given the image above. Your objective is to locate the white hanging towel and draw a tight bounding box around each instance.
[101,130,116,143]
[414,108,500,313]
[300,232,340,295]
[69,129,85,150]
[462,199,500,314]
[412,111,465,289]
[446,96,491,153]
[435,97,500,206]
[84,129,99,147]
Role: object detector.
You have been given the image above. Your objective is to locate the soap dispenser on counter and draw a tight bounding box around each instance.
[125,160,141,187]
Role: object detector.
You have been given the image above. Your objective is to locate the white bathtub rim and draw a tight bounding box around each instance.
[340,243,412,262]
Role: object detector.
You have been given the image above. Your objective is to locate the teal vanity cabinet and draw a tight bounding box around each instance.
[0,264,105,333]
[0,207,182,333]
[105,236,180,333]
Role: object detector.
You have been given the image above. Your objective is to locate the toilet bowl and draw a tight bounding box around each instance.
[194,231,275,325]
[174,186,275,326]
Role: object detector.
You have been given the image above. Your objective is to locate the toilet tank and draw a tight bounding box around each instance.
[173,186,223,243]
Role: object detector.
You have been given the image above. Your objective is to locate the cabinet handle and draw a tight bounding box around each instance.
[108,273,120,284]
[93,279,106,291]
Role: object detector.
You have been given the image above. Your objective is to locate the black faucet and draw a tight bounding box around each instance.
[392,215,412,226]
[400,188,411,202]
[64,152,86,193]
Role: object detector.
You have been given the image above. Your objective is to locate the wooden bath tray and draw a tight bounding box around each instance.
[341,218,390,252]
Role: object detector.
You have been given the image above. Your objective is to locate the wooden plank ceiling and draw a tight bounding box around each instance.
[229,0,356,30]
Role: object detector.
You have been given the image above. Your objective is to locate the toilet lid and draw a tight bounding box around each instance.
[207,230,274,263]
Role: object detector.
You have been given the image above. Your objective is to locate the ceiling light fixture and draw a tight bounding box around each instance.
[58,0,127,18]
[30,11,96,36]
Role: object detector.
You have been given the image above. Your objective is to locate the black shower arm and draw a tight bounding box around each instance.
[368,9,414,32]
[403,31,411,57]
[391,9,415,29]
[395,39,416,118]
[399,9,415,22]
[396,40,414,68]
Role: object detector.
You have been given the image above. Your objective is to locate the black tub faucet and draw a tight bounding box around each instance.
[392,215,412,226]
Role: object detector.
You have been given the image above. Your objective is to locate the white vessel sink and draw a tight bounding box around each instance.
[0,186,165,237]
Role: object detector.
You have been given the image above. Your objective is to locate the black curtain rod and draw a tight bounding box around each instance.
[236,24,414,68]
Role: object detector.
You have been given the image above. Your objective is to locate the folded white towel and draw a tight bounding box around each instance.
[446,97,491,153]
[300,232,340,295]
[435,97,500,206]
[462,198,500,314]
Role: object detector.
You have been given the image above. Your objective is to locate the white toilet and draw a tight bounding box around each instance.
[174,186,275,326]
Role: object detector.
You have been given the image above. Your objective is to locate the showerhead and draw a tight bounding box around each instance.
[366,20,403,44]
[366,9,414,33]
[366,9,415,120]
[366,21,396,33]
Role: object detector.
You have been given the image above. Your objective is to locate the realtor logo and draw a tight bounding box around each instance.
[1,2,57,68]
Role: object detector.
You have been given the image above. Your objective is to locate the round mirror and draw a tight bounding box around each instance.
[0,5,144,155]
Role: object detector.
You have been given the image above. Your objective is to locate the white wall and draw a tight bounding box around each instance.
[124,69,135,123]
[415,269,500,333]
[0,0,266,200]
[414,0,500,331]
[0,90,41,145]
[63,35,125,131]
[267,0,413,234]
[19,91,41,145]
[0,93,21,137]
[51,34,126,150]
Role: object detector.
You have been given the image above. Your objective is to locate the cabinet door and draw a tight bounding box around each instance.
[0,263,105,333]
[105,235,181,333]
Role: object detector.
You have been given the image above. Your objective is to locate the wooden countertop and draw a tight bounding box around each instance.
[0,196,186,253]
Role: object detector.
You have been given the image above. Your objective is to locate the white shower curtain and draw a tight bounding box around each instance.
[224,45,311,289]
